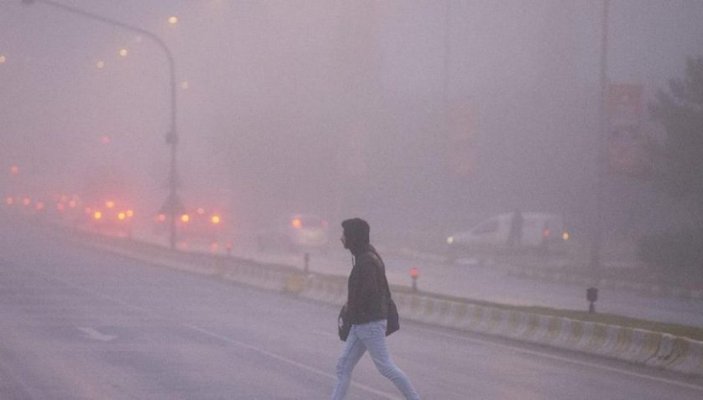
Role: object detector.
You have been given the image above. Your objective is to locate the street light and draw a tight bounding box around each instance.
[591,0,610,286]
[22,0,182,249]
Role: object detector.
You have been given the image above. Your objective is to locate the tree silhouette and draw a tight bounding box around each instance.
[650,56,703,224]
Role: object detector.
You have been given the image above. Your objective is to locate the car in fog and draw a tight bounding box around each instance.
[4,194,46,217]
[256,214,330,253]
[82,199,135,238]
[154,206,228,250]
[49,193,83,225]
[445,211,570,263]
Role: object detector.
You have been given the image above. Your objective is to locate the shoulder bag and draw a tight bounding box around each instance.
[386,297,399,336]
[338,304,351,341]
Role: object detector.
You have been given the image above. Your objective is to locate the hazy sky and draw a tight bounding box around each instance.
[2,0,703,235]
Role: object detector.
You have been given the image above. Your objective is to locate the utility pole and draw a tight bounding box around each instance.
[590,0,610,286]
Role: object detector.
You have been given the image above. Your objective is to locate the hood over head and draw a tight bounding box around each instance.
[342,217,370,255]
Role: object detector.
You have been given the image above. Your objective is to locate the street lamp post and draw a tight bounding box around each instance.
[22,0,181,249]
[589,0,610,300]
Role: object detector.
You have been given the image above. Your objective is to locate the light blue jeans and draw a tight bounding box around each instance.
[331,320,420,400]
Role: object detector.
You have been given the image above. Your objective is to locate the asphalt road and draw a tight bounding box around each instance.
[2,221,703,399]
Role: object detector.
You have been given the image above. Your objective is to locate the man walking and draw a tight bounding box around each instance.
[331,218,420,400]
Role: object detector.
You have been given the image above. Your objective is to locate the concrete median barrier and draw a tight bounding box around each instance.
[667,339,703,376]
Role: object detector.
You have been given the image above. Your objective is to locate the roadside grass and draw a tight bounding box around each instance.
[397,286,703,341]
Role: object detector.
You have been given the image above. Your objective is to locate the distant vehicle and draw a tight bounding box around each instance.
[2,184,53,218]
[82,199,135,238]
[4,190,80,223]
[154,206,229,250]
[256,214,330,253]
[445,212,571,263]
[40,193,82,223]
[76,166,137,237]
[3,194,43,217]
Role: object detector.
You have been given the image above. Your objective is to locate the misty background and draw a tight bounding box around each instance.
[2,0,703,241]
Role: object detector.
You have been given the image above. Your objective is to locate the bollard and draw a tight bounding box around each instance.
[587,287,598,313]
[410,267,419,292]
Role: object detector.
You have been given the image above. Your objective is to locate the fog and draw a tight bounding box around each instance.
[3,0,703,238]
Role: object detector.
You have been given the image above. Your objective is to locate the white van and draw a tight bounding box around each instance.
[445,212,570,262]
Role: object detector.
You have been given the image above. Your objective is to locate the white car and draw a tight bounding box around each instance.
[445,212,570,262]
[256,214,330,253]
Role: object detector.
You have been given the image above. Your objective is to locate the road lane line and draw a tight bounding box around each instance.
[312,329,337,338]
[77,327,117,342]
[413,325,703,392]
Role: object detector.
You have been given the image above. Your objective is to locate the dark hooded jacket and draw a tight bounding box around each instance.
[342,218,390,325]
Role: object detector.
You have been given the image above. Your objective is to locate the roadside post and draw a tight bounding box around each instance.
[410,267,419,292]
[587,287,598,313]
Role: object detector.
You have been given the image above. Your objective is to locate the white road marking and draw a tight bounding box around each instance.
[77,327,117,342]
[312,329,337,337]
